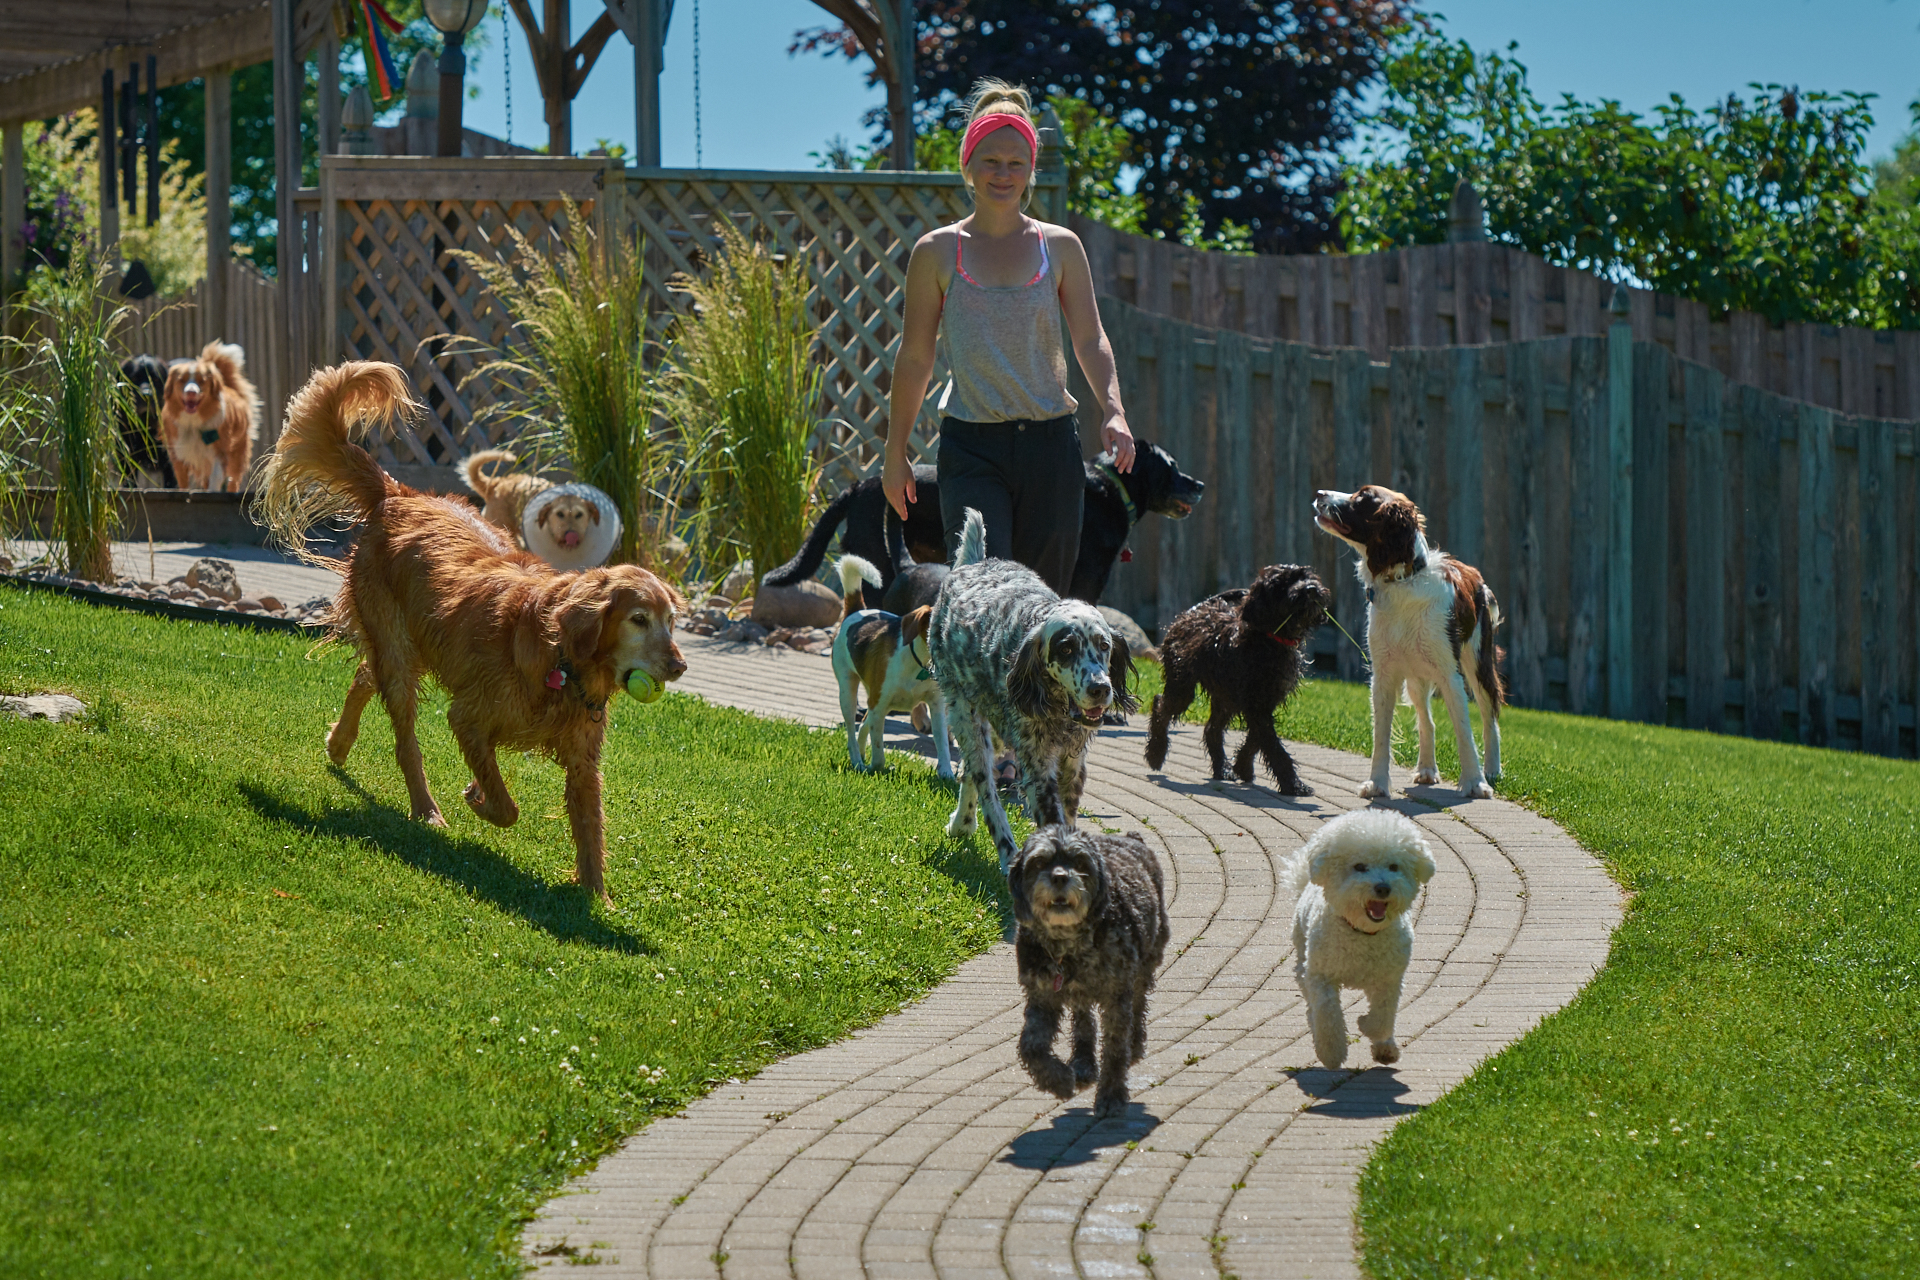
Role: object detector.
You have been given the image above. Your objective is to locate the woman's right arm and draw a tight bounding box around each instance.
[884,231,946,520]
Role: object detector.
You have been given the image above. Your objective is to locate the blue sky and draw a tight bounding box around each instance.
[451,0,1920,171]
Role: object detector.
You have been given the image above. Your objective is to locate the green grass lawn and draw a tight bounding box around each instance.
[1135,662,1918,1277]
[0,586,1008,1278]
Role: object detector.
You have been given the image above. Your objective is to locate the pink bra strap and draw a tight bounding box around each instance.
[955,225,1048,288]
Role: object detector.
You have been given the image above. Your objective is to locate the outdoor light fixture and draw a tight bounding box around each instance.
[424,0,487,157]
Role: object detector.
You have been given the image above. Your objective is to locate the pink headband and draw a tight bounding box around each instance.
[960,112,1038,168]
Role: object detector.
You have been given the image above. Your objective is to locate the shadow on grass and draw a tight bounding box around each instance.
[239,776,651,955]
[1000,1104,1161,1170]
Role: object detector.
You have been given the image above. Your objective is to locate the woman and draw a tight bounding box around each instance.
[881,79,1134,595]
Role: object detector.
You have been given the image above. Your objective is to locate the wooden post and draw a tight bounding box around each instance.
[273,0,305,379]
[546,0,571,156]
[882,0,915,170]
[1218,329,1253,590]
[1632,341,1670,724]
[1155,316,1191,631]
[1740,386,1783,743]
[319,27,342,157]
[1683,362,1726,733]
[2,123,21,300]
[633,0,665,166]
[1605,287,1635,721]
[205,72,231,344]
[1858,417,1899,754]
[1567,335,1607,716]
[99,70,120,258]
[1507,340,1547,707]
[1795,404,1836,747]
[1333,346,1372,684]
[1446,344,1483,566]
[1272,341,1310,569]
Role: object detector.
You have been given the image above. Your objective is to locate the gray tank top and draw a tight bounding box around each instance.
[936,224,1078,424]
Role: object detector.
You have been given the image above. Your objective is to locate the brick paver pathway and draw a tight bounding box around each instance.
[525,637,1621,1279]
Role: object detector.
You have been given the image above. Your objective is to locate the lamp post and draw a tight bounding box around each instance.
[424,0,487,157]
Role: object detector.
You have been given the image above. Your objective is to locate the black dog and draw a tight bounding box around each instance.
[1145,564,1331,795]
[878,504,949,615]
[761,442,1206,609]
[118,354,176,487]
[1011,826,1170,1119]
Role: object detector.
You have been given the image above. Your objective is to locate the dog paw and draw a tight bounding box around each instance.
[1359,779,1389,799]
[1460,777,1494,799]
[413,805,447,828]
[1411,766,1440,786]
[324,725,355,765]
[1370,1039,1401,1065]
[1281,779,1315,797]
[463,781,518,827]
[1092,1086,1129,1119]
[945,809,975,839]
[1071,1057,1099,1089]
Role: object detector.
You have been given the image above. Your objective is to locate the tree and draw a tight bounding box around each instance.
[1339,31,1920,328]
[796,0,1409,253]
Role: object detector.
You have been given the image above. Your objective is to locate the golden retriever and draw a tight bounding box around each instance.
[258,361,687,900]
[163,340,260,491]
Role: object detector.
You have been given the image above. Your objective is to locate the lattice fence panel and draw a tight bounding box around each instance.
[333,192,593,468]
[622,171,975,481]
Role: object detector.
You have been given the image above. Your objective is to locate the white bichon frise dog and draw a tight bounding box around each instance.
[1285,808,1436,1069]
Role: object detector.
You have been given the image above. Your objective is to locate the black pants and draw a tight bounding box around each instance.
[937,414,1084,597]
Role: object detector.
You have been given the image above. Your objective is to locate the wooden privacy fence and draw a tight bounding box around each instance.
[1076,220,1920,422]
[1092,296,1920,758]
[301,157,1039,482]
[122,258,289,457]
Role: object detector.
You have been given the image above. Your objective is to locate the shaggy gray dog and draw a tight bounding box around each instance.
[1012,826,1170,1118]
[928,509,1135,872]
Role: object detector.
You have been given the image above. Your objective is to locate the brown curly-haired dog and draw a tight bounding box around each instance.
[1145,564,1330,795]
[1012,826,1169,1119]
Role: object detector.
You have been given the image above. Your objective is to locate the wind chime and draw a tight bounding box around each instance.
[100,56,161,295]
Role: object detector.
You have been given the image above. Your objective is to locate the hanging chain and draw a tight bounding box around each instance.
[693,0,703,167]
[501,6,512,146]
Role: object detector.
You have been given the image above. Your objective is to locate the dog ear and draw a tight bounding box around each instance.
[557,576,627,668]
[1367,499,1423,577]
[1106,634,1138,714]
[1007,628,1053,719]
[535,501,555,529]
[586,501,601,526]
[1408,838,1437,885]
[1007,834,1043,928]
[1078,831,1110,916]
[900,606,933,647]
[1308,835,1345,890]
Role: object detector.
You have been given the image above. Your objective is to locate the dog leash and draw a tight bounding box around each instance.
[545,657,607,723]
[1094,458,1139,563]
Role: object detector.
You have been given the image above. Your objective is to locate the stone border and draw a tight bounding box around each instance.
[0,571,325,637]
[523,637,1621,1279]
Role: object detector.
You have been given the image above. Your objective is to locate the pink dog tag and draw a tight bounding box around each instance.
[546,668,566,690]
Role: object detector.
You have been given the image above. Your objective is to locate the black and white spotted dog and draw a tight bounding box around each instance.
[928,509,1137,872]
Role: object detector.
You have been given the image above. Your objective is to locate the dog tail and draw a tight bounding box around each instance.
[1474,581,1507,709]
[459,448,519,502]
[835,554,882,619]
[955,507,987,568]
[762,482,859,588]
[885,505,916,576]
[255,361,417,563]
[200,339,262,440]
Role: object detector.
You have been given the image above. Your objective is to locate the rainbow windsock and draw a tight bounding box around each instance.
[360,0,405,101]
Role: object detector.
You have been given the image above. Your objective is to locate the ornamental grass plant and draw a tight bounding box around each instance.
[667,219,826,581]
[3,252,136,580]
[453,201,676,570]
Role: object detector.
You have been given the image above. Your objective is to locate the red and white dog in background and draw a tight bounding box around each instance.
[1312,485,1505,799]
[163,340,260,491]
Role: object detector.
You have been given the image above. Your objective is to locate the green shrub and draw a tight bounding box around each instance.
[667,219,825,581]
[453,201,677,571]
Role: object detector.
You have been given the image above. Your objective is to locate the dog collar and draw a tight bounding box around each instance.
[1341,913,1386,937]
[199,426,220,445]
[1261,631,1301,647]
[1094,459,1138,523]
[910,633,934,683]
[545,657,607,722]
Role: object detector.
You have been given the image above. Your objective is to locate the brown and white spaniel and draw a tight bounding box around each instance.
[1312,485,1504,799]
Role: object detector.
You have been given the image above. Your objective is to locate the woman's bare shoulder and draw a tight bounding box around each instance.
[913,223,965,255]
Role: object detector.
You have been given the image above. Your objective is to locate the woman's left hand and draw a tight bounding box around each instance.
[1102,415,1136,473]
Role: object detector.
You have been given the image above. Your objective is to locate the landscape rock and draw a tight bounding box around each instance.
[1099,606,1160,664]
[1,693,86,723]
[714,619,770,645]
[718,561,756,604]
[258,595,284,612]
[750,579,841,629]
[185,558,242,602]
[764,625,834,654]
[233,598,264,613]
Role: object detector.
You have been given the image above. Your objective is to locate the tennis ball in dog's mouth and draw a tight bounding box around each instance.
[623,668,664,703]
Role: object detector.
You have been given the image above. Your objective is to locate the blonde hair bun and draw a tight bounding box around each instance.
[964,78,1034,125]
